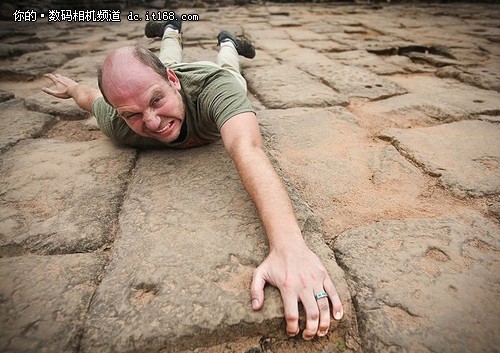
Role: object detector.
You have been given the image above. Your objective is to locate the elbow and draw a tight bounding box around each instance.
[226,136,265,161]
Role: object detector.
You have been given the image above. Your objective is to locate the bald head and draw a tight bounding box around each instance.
[97,45,168,105]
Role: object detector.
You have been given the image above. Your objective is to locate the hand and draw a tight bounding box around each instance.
[251,241,343,340]
[42,73,79,99]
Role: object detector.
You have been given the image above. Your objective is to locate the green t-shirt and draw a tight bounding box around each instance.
[92,63,255,149]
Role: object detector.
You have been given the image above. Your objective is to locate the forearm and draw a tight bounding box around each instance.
[230,142,305,250]
[221,112,305,249]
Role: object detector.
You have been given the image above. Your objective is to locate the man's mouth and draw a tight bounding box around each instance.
[152,120,174,134]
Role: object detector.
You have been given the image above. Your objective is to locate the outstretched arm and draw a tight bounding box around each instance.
[220,112,343,340]
[42,73,102,113]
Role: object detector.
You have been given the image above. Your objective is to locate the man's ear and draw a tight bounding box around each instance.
[166,68,181,90]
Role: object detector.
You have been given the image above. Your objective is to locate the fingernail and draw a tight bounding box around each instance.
[303,334,314,341]
[251,298,259,309]
[318,330,327,337]
[334,310,343,320]
[287,327,299,337]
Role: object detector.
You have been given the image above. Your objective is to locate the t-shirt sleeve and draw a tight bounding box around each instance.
[201,73,255,130]
[92,96,121,140]
[92,97,165,148]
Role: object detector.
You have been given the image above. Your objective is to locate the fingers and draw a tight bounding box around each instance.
[324,278,344,320]
[282,292,300,337]
[302,280,343,340]
[250,267,266,311]
[43,73,59,84]
[301,293,320,340]
[42,73,59,95]
[316,292,331,337]
[42,73,73,99]
[43,73,68,86]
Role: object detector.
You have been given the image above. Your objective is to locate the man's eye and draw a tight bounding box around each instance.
[123,113,140,120]
[152,97,162,106]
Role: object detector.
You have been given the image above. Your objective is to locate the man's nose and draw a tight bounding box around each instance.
[143,110,161,130]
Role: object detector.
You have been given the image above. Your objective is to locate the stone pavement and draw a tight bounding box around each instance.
[0,2,499,353]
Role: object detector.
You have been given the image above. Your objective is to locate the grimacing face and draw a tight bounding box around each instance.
[106,64,186,144]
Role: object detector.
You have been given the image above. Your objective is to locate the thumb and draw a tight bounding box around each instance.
[250,266,266,311]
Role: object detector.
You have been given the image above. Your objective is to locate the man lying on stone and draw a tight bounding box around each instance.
[42,15,343,340]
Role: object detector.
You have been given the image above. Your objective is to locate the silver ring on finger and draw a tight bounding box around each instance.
[314,291,328,300]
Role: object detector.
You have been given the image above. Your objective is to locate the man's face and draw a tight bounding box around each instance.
[106,63,186,144]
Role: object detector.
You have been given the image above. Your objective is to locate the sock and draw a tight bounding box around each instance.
[220,40,236,50]
[165,26,179,34]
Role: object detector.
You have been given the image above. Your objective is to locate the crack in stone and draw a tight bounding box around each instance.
[378,299,421,319]
[75,150,139,353]
[378,136,443,178]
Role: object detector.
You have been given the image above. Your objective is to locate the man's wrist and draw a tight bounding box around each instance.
[66,83,79,98]
[268,229,306,252]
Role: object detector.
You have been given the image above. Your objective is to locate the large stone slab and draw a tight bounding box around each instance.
[0,51,69,81]
[327,50,406,75]
[300,39,355,54]
[0,90,14,103]
[388,75,500,121]
[244,65,348,109]
[380,120,500,197]
[255,39,301,55]
[80,144,354,352]
[436,65,500,92]
[258,107,429,236]
[300,61,407,100]
[0,139,136,256]
[59,54,105,78]
[351,75,500,128]
[0,99,54,153]
[0,43,49,58]
[272,47,335,68]
[285,28,327,42]
[24,90,91,121]
[0,253,107,353]
[334,213,500,353]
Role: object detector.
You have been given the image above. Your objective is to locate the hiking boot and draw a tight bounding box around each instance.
[145,13,182,38]
[217,30,256,59]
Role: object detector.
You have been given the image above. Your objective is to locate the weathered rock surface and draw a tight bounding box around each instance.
[327,50,406,75]
[436,65,500,92]
[258,107,430,237]
[334,213,500,353]
[244,65,348,109]
[0,90,14,102]
[0,51,70,81]
[380,120,500,198]
[0,43,49,59]
[350,75,500,131]
[0,99,54,152]
[1,3,499,353]
[301,61,407,100]
[0,253,107,353]
[80,144,355,352]
[0,139,136,256]
[24,90,91,120]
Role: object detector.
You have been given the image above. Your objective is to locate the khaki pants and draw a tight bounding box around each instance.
[158,31,247,92]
